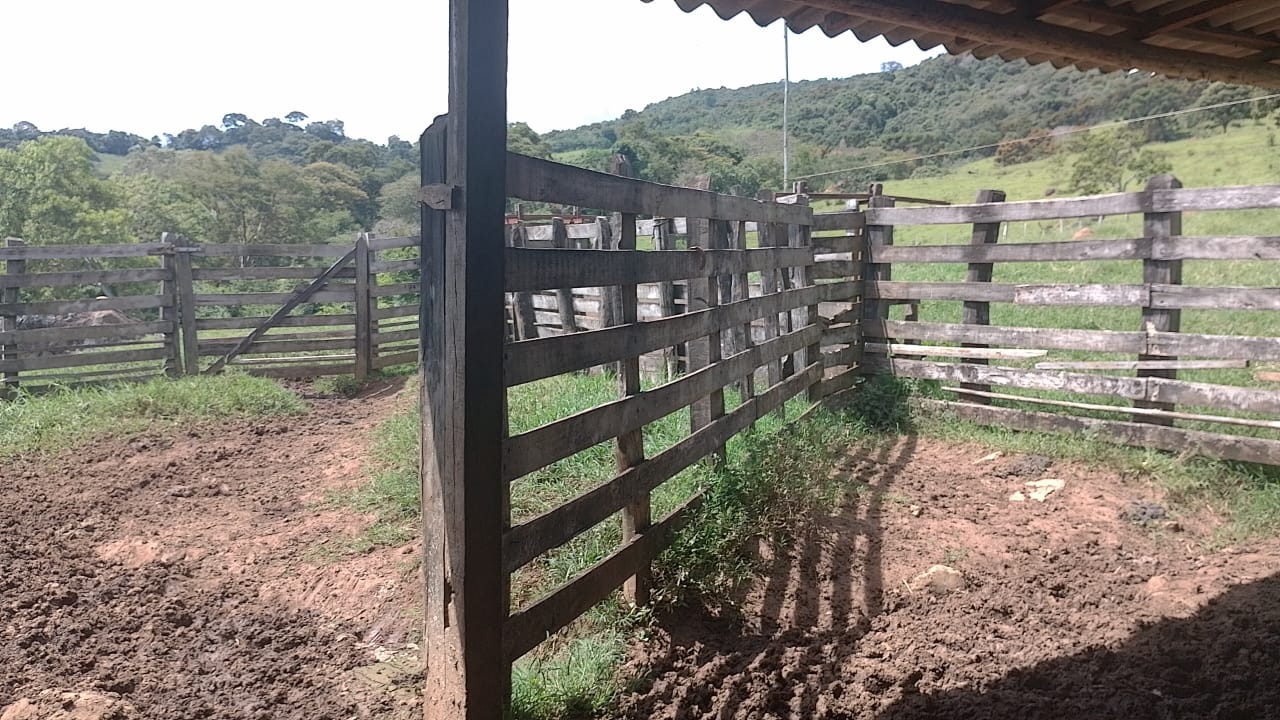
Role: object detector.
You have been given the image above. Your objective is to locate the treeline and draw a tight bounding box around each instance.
[545,54,1271,189]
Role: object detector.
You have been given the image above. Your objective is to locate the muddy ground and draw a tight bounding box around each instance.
[4,386,1280,719]
[619,437,1280,719]
[1,381,422,720]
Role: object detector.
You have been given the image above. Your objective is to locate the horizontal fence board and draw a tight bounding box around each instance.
[21,368,161,385]
[373,304,418,321]
[867,192,1147,225]
[0,295,168,316]
[0,346,168,373]
[0,267,169,289]
[373,351,418,369]
[507,153,812,225]
[506,283,849,386]
[822,323,862,346]
[0,320,172,346]
[229,354,356,365]
[371,283,420,297]
[868,342,1047,360]
[198,337,356,355]
[191,267,353,281]
[922,399,1280,466]
[1152,331,1280,361]
[869,357,1280,416]
[192,290,354,306]
[373,328,420,344]
[504,362,821,573]
[866,281,1148,306]
[945,387,1280,430]
[819,366,861,397]
[867,320,1145,353]
[1154,236,1280,260]
[503,493,701,663]
[813,236,863,253]
[195,243,352,258]
[368,236,419,251]
[0,243,170,260]
[1035,359,1249,371]
[194,314,355,331]
[369,258,421,274]
[1153,185,1280,213]
[812,213,866,232]
[504,323,821,481]
[812,261,859,280]
[239,363,357,378]
[874,239,1148,264]
[506,247,813,293]
[1151,285,1280,311]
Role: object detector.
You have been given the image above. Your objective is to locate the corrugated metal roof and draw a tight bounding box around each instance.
[645,0,1280,87]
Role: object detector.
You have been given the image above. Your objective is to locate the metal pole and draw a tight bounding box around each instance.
[782,23,790,188]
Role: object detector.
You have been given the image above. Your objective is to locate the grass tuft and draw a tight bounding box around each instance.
[0,373,305,459]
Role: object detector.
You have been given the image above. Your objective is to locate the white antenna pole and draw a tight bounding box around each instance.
[782,23,790,188]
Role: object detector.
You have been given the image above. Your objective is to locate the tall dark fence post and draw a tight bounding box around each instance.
[354,232,373,382]
[550,218,579,336]
[653,218,681,379]
[172,235,200,376]
[960,189,1006,403]
[862,185,895,372]
[1,238,25,397]
[506,223,539,341]
[1137,174,1183,425]
[159,233,182,377]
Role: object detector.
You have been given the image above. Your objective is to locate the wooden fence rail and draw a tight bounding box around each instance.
[0,233,421,393]
[862,175,1280,465]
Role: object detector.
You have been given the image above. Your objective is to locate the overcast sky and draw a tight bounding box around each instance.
[7,0,939,143]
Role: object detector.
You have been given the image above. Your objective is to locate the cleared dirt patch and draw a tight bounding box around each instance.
[620,437,1280,719]
[1,380,421,720]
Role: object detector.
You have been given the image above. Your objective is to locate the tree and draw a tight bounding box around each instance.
[507,122,552,159]
[285,111,309,124]
[1196,83,1254,133]
[1068,130,1172,195]
[0,137,130,250]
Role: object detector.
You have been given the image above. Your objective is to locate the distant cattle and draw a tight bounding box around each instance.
[1072,227,1095,240]
[16,309,134,354]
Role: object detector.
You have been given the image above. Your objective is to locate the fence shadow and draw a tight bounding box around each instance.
[622,433,919,719]
[873,570,1280,720]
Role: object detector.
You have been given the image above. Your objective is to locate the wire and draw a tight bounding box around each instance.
[792,91,1280,182]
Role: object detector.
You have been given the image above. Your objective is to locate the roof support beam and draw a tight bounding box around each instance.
[809,0,1280,87]
[1132,0,1245,39]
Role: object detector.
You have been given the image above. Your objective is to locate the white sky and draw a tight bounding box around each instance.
[6,0,939,143]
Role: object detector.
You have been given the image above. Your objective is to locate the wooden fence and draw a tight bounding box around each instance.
[0,234,420,394]
[419,124,863,714]
[861,175,1280,466]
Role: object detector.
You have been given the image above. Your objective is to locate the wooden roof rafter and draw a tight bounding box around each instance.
[655,0,1280,87]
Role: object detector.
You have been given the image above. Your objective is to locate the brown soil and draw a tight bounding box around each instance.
[620,437,1280,720]
[1,380,422,720]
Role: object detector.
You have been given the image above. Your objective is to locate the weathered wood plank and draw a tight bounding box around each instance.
[373,350,418,369]
[195,243,352,257]
[503,493,701,663]
[921,400,1280,466]
[812,212,866,232]
[865,281,1148,306]
[867,342,1046,359]
[195,314,356,331]
[1036,359,1248,371]
[872,356,1280,415]
[504,362,820,574]
[871,236,1280,263]
[0,320,173,346]
[503,323,821,481]
[866,192,1147,225]
[0,267,169,289]
[506,153,812,226]
[0,243,169,260]
[239,363,356,378]
[355,233,373,382]
[505,246,813,293]
[229,353,357,365]
[373,304,419,321]
[944,387,1280,430]
[866,319,1145,353]
[1153,186,1280,213]
[369,258,421,274]
[1150,285,1280,311]
[192,290,355,306]
[367,235,419,251]
[960,189,1005,403]
[191,267,355,282]
[505,282,849,386]
[0,346,170,373]
[0,295,169,316]
[198,337,356,355]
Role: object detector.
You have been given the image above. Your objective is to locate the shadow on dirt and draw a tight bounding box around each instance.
[874,571,1280,720]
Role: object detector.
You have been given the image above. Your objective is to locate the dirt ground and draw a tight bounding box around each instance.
[1,380,422,720]
[5,386,1280,719]
[619,436,1280,719]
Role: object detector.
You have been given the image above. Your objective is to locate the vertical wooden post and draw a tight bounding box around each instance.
[420,0,510,712]
[790,193,823,402]
[354,232,373,382]
[1137,174,1183,426]
[550,218,579,336]
[960,189,1006,403]
[506,223,539,341]
[616,209,649,606]
[863,186,895,372]
[172,235,200,376]
[730,220,756,404]
[689,218,727,459]
[1,238,25,397]
[594,216,618,333]
[654,219,680,380]
[159,234,182,377]
[755,191,784,415]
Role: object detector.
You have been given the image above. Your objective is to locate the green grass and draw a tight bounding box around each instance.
[0,373,305,458]
[347,370,866,719]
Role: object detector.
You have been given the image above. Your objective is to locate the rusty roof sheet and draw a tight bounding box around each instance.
[647,0,1280,88]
